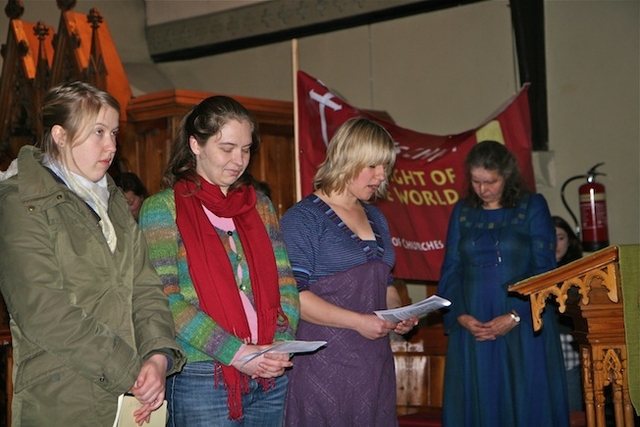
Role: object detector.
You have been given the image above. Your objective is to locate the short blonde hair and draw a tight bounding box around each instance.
[314,117,396,199]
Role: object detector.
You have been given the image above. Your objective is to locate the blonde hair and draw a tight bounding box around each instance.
[314,117,396,199]
[39,81,120,157]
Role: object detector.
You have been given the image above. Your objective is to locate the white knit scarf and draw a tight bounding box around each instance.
[43,155,117,252]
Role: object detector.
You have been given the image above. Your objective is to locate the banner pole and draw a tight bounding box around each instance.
[292,38,302,202]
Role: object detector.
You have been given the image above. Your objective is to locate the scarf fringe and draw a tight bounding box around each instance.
[215,361,274,421]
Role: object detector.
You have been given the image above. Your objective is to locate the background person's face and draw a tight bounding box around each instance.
[555,226,569,262]
[124,190,144,220]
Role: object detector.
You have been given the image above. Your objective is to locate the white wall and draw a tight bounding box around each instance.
[2,0,638,253]
[542,0,639,248]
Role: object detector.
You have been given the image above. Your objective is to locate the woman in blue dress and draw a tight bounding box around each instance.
[281,118,417,427]
[438,140,569,427]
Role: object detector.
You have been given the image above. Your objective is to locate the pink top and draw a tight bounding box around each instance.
[203,205,258,362]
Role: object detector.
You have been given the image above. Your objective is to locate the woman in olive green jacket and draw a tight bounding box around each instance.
[0,82,185,426]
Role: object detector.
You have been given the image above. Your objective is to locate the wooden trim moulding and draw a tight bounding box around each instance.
[145,0,484,62]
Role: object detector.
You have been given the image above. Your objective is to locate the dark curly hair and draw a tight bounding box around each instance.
[114,172,148,198]
[464,140,525,208]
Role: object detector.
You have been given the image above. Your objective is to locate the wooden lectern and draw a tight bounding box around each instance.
[508,245,640,427]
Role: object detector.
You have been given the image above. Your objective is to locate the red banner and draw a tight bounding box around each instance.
[297,70,534,281]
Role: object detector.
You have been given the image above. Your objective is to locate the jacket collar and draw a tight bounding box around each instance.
[14,145,118,216]
[14,146,68,210]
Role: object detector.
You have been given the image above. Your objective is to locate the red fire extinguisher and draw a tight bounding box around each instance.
[561,163,609,252]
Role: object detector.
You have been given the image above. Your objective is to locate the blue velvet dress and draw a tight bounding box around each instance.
[437,193,569,427]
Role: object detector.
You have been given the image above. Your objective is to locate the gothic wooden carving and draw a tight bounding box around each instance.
[509,246,635,427]
[0,0,131,168]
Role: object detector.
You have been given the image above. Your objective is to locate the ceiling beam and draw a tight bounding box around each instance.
[146,0,484,62]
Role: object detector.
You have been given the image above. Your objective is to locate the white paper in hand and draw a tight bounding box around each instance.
[237,340,327,366]
[374,294,452,323]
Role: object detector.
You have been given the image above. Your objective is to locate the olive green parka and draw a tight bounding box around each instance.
[0,146,186,426]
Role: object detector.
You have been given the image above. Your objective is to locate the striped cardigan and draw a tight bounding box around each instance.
[139,188,299,365]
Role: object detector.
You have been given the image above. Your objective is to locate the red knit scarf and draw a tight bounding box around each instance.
[174,178,287,420]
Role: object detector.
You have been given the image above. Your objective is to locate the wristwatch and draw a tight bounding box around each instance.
[510,309,521,324]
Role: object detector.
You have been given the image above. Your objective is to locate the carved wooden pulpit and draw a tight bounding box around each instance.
[508,245,640,427]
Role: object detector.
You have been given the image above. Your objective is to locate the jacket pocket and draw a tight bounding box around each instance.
[14,349,69,393]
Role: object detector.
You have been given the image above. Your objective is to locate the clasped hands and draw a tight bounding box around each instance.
[232,343,293,380]
[130,353,168,425]
[458,313,518,341]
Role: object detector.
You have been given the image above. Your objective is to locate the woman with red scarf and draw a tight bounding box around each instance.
[139,95,299,426]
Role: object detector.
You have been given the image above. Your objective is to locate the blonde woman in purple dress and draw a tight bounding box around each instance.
[281,118,417,427]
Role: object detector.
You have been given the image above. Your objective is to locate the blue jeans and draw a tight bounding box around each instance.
[166,361,288,427]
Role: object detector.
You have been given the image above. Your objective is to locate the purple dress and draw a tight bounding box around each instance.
[281,195,397,427]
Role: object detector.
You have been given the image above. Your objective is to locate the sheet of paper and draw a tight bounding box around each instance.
[113,394,167,427]
[374,294,451,323]
[237,340,327,366]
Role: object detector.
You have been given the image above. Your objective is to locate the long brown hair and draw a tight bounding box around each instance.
[163,95,260,189]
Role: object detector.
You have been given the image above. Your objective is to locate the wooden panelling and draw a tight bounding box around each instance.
[394,346,446,415]
[393,281,447,418]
